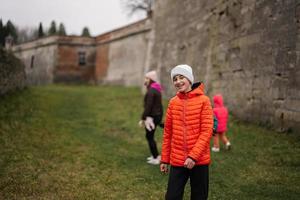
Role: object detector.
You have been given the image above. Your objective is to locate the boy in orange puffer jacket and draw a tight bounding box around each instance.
[160,64,213,200]
[211,94,231,152]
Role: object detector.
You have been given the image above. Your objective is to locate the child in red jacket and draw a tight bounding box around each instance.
[160,64,213,200]
[212,94,231,152]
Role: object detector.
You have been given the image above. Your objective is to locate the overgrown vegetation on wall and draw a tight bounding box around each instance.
[0,48,26,95]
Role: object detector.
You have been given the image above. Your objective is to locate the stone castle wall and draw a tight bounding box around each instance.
[95,19,151,86]
[11,19,151,87]
[13,36,58,85]
[148,0,300,131]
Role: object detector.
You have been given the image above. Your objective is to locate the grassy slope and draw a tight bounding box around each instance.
[0,85,299,200]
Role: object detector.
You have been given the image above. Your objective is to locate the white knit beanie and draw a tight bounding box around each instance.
[145,70,159,82]
[170,64,194,84]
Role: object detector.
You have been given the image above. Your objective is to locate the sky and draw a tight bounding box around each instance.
[0,0,145,36]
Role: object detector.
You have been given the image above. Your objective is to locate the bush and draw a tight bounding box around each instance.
[0,48,26,95]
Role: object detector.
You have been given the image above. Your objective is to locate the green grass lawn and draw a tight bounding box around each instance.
[0,85,299,200]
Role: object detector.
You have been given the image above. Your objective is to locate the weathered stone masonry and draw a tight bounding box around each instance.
[147,0,300,131]
[95,19,151,86]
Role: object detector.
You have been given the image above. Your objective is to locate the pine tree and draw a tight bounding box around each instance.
[0,19,4,47]
[81,27,91,37]
[48,21,57,35]
[58,23,66,36]
[38,22,44,37]
[6,20,18,43]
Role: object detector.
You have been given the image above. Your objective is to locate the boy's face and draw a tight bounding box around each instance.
[173,75,192,93]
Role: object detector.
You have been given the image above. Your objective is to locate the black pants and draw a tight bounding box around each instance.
[145,115,161,159]
[165,165,209,200]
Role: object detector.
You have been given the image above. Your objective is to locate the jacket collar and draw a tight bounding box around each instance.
[149,82,162,93]
[176,82,204,99]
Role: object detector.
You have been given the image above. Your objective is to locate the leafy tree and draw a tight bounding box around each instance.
[58,23,67,36]
[48,20,57,35]
[81,27,91,37]
[17,27,38,43]
[121,0,154,17]
[38,22,44,37]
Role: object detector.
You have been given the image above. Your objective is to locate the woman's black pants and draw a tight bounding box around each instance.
[145,115,161,159]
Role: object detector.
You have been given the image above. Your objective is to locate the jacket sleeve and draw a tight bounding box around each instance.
[161,102,173,164]
[188,97,213,161]
[142,90,154,120]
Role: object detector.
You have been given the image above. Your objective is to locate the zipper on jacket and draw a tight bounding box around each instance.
[183,95,188,160]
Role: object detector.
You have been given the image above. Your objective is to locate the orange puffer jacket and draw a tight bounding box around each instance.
[161,82,213,166]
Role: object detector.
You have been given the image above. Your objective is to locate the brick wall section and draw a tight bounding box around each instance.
[149,0,300,131]
[55,36,96,83]
[95,43,109,83]
[95,34,110,83]
[0,49,26,95]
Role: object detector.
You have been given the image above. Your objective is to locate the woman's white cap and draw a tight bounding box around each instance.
[171,64,194,84]
[145,70,159,82]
